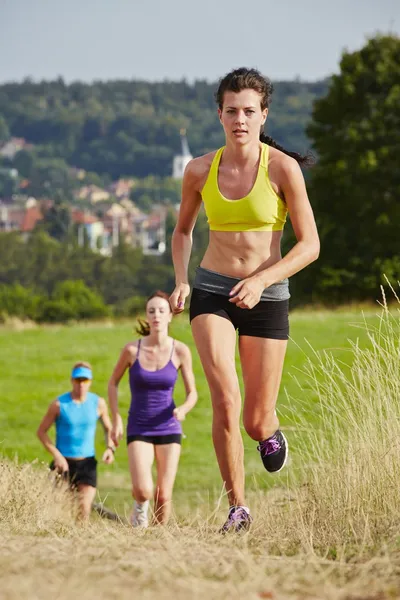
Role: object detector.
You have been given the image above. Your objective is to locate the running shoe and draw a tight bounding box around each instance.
[257,430,288,473]
[219,506,253,534]
[131,500,149,528]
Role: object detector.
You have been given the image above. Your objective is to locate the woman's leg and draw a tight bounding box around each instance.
[239,335,288,472]
[153,443,181,524]
[77,484,97,521]
[127,441,155,525]
[239,336,287,440]
[191,314,245,507]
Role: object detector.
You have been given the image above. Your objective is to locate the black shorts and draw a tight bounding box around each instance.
[50,456,97,488]
[127,434,182,445]
[189,288,289,340]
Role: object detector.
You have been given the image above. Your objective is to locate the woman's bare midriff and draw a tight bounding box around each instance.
[200,230,283,279]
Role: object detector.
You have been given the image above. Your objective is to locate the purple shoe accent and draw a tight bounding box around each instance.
[257,430,288,473]
[220,507,253,534]
[257,436,281,456]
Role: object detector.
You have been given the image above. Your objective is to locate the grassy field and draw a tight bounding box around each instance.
[0,307,386,514]
[2,304,400,599]
[2,459,400,600]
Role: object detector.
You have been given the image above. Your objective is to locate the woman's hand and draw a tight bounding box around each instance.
[229,276,265,309]
[111,414,124,447]
[53,454,69,474]
[173,406,187,422]
[102,447,115,464]
[170,283,191,314]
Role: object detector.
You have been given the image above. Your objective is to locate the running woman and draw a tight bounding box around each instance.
[37,362,115,521]
[108,291,197,527]
[170,68,320,532]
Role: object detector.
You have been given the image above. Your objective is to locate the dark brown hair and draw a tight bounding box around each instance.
[216,67,314,167]
[136,291,172,336]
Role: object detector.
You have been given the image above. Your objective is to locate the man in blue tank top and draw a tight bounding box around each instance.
[37,361,115,520]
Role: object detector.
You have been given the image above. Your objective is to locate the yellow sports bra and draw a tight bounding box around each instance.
[201,143,287,232]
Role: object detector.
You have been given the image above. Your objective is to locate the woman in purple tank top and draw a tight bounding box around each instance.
[108,291,197,527]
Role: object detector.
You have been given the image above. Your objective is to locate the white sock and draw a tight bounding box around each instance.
[135,500,149,512]
[229,505,250,514]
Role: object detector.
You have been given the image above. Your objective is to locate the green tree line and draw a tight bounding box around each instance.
[0,77,327,181]
[1,34,399,311]
[0,209,209,322]
[300,34,400,304]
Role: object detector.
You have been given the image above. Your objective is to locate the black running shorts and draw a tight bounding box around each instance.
[50,456,97,488]
[189,288,289,340]
[127,434,182,445]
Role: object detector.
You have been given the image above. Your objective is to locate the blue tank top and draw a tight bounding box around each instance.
[127,339,182,436]
[55,391,99,458]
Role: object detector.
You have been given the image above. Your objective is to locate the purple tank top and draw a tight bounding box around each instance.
[127,339,182,436]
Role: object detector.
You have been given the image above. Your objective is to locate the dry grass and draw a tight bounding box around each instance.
[2,298,400,599]
[1,460,400,600]
[283,301,400,559]
[1,464,399,600]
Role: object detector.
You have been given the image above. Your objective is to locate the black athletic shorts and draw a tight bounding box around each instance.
[50,456,97,488]
[189,288,289,340]
[127,434,182,445]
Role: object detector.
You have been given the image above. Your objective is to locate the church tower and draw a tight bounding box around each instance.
[172,129,193,179]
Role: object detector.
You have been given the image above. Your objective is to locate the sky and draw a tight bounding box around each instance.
[0,0,399,84]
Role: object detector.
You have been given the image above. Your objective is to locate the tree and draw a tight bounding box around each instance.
[26,157,75,199]
[0,284,41,320]
[39,194,72,242]
[306,35,400,303]
[0,170,18,197]
[51,279,109,319]
[13,149,35,178]
[161,207,177,265]
[0,78,327,183]
[0,115,10,142]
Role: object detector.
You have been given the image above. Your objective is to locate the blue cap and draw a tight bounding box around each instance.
[71,366,93,380]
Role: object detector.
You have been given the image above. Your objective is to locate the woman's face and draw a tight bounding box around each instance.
[71,377,92,398]
[218,88,267,146]
[146,297,172,333]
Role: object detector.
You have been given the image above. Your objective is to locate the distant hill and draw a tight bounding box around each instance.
[0,78,329,179]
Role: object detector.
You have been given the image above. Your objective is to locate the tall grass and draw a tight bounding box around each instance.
[1,302,400,598]
[264,298,400,558]
[0,459,76,535]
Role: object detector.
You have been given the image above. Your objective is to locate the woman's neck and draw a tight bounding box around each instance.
[144,332,169,347]
[71,391,86,402]
[223,139,261,168]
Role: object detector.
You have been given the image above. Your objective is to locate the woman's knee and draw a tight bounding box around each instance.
[132,485,153,502]
[154,488,172,507]
[243,411,279,441]
[212,391,241,428]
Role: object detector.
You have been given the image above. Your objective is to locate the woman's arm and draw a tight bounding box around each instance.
[255,157,320,285]
[170,158,204,313]
[98,397,115,464]
[173,342,198,421]
[230,157,320,309]
[107,344,135,446]
[37,400,68,472]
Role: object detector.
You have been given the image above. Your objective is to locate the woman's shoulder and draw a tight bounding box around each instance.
[189,150,219,171]
[184,150,219,189]
[123,341,140,360]
[268,145,301,170]
[173,339,192,359]
[268,145,303,184]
